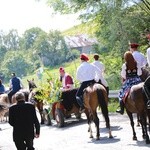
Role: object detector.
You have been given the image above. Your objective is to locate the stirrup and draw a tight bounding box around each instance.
[116,109,124,115]
[79,107,85,113]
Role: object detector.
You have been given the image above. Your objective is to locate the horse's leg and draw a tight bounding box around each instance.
[93,112,100,140]
[126,110,137,140]
[140,113,150,144]
[138,114,146,139]
[147,110,150,132]
[136,114,140,127]
[37,102,44,124]
[85,111,93,138]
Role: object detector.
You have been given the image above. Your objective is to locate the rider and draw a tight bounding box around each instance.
[116,51,142,114]
[76,53,100,113]
[0,79,5,94]
[59,67,74,91]
[143,33,150,109]
[92,53,109,95]
[129,42,147,67]
[8,73,24,103]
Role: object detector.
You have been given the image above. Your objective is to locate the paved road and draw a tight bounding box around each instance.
[0,112,150,150]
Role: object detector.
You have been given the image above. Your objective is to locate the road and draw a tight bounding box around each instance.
[0,112,150,150]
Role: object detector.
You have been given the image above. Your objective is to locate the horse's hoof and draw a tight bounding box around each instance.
[109,135,113,138]
[146,140,150,144]
[41,121,44,124]
[133,137,137,140]
[143,135,146,139]
[90,135,93,138]
[96,137,100,140]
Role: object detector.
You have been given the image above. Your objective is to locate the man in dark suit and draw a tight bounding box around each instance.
[9,91,40,150]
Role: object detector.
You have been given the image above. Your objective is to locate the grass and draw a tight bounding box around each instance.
[108,98,119,112]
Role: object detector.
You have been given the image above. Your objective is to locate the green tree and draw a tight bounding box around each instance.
[22,27,46,50]
[3,29,20,51]
[1,51,32,81]
[33,30,70,66]
[47,0,149,56]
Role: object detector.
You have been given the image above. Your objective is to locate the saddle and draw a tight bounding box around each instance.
[122,88,130,104]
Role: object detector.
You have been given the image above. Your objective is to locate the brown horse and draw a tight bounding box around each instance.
[83,83,113,140]
[123,67,150,144]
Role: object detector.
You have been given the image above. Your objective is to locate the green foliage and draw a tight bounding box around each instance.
[33,70,62,105]
[1,51,33,81]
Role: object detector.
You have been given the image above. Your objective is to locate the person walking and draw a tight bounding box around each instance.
[8,73,24,103]
[9,91,40,150]
[92,53,109,95]
[76,53,100,113]
[116,51,142,114]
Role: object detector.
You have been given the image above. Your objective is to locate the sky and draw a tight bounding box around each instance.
[0,0,80,35]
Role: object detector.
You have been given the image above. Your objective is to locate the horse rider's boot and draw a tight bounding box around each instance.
[76,96,85,113]
[116,101,124,115]
[144,86,150,109]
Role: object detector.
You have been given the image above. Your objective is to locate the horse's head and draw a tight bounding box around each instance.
[27,79,37,92]
[140,67,150,82]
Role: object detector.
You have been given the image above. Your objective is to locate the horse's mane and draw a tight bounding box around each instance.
[141,66,150,82]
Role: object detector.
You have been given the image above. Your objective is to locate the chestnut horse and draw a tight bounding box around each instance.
[83,83,113,140]
[124,67,150,144]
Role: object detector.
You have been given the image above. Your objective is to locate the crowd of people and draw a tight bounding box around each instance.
[0,34,150,149]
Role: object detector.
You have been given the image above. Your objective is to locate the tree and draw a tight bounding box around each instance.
[47,0,149,55]
[33,30,70,66]
[3,29,20,50]
[1,51,32,81]
[22,27,46,50]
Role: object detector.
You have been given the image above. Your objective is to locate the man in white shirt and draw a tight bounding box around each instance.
[76,53,100,113]
[144,34,150,109]
[129,43,147,67]
[92,54,109,95]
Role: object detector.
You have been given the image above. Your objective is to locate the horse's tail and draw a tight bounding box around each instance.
[96,88,110,128]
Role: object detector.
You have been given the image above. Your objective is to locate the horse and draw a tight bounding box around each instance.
[83,83,113,140]
[0,79,44,124]
[123,67,150,144]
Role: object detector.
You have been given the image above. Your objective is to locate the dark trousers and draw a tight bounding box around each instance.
[8,90,17,103]
[76,80,95,107]
[14,138,34,150]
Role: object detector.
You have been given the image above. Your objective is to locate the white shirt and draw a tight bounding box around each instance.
[132,51,147,67]
[92,61,108,87]
[147,47,150,67]
[121,63,142,79]
[76,62,100,83]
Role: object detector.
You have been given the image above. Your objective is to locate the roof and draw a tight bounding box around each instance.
[64,34,98,48]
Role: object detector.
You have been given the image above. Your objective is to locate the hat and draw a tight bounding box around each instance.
[80,53,89,61]
[59,67,65,73]
[129,43,139,48]
[15,92,25,101]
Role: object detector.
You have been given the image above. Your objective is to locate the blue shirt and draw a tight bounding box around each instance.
[0,84,5,94]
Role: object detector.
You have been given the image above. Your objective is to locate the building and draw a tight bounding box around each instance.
[64,34,98,54]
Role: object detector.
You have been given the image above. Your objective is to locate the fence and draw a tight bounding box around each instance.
[108,90,120,98]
